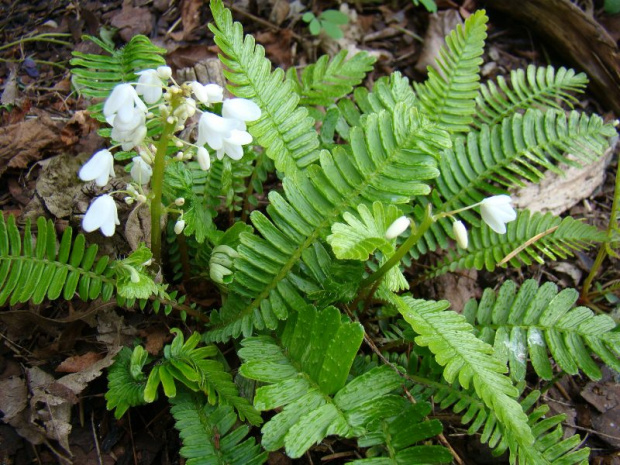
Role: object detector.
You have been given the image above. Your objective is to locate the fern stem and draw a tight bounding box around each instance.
[361,204,434,288]
[150,114,178,265]
[582,158,620,299]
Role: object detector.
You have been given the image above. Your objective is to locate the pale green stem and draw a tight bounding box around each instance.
[360,204,434,288]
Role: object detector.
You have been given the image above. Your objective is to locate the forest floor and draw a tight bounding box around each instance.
[0,0,619,463]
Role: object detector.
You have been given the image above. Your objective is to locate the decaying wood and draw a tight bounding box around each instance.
[486,0,620,114]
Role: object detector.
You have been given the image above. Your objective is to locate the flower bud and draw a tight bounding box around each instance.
[174,219,185,235]
[385,216,410,240]
[136,194,147,203]
[175,197,185,206]
[452,220,468,249]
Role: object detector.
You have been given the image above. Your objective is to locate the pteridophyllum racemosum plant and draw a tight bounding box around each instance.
[1,1,618,463]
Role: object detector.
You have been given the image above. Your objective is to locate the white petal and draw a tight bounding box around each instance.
[480,209,507,234]
[222,140,244,160]
[156,66,172,80]
[130,157,153,184]
[103,84,134,118]
[452,220,468,249]
[227,129,253,146]
[222,98,261,122]
[196,146,211,171]
[197,112,235,149]
[204,84,223,103]
[79,149,114,186]
[83,195,118,236]
[385,216,410,239]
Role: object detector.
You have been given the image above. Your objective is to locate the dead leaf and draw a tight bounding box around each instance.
[256,30,294,67]
[0,113,63,175]
[125,202,151,251]
[140,326,170,355]
[415,10,462,75]
[56,352,104,373]
[110,5,153,43]
[581,369,620,448]
[170,0,203,41]
[1,69,19,106]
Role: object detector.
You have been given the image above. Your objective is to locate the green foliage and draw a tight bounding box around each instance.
[287,50,376,107]
[302,10,349,39]
[170,391,267,465]
[474,66,588,128]
[352,400,452,464]
[465,280,620,381]
[0,215,116,305]
[70,34,166,117]
[412,0,438,12]
[105,347,148,418]
[421,210,606,279]
[414,10,487,133]
[238,304,403,458]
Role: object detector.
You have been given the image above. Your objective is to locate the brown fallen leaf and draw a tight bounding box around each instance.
[414,9,462,75]
[170,0,204,41]
[110,5,153,43]
[255,30,294,67]
[55,352,104,373]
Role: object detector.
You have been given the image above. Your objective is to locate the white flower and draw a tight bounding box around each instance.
[222,98,261,130]
[79,149,115,187]
[156,66,172,80]
[216,129,252,161]
[103,83,146,125]
[174,219,186,235]
[110,105,147,151]
[196,146,211,170]
[452,220,468,249]
[197,112,237,149]
[385,216,410,239]
[479,195,517,234]
[82,194,120,237]
[190,82,224,105]
[130,156,152,184]
[136,69,164,104]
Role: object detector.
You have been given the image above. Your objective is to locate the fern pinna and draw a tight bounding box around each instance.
[55,0,620,462]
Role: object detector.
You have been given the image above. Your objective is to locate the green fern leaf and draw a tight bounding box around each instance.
[474,65,588,128]
[422,210,606,279]
[206,100,451,342]
[170,391,267,465]
[209,0,320,176]
[352,400,452,464]
[414,10,488,133]
[105,347,148,418]
[287,50,376,107]
[437,110,616,220]
[238,304,403,458]
[386,292,535,450]
[0,215,116,305]
[465,280,620,381]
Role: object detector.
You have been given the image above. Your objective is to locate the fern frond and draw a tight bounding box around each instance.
[385,293,536,450]
[437,110,616,219]
[352,400,452,464]
[170,391,267,465]
[105,347,148,418]
[209,0,320,176]
[414,10,487,133]
[206,102,451,342]
[422,210,606,280]
[464,280,620,381]
[0,215,116,305]
[287,50,376,107]
[474,65,588,128]
[238,304,403,458]
[70,35,166,116]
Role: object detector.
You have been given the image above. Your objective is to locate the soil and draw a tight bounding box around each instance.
[0,0,619,464]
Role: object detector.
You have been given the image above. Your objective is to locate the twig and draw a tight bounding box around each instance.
[497,225,559,266]
[229,4,303,41]
[91,410,104,465]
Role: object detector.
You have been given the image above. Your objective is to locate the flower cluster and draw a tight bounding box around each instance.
[78,65,262,237]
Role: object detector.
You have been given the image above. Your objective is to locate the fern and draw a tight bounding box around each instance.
[105,347,148,418]
[352,400,452,464]
[70,35,166,116]
[209,0,320,176]
[170,391,267,465]
[421,210,606,279]
[0,215,116,305]
[474,65,588,128]
[206,100,451,342]
[238,304,404,458]
[464,280,620,381]
[385,292,536,452]
[414,10,487,133]
[287,50,376,107]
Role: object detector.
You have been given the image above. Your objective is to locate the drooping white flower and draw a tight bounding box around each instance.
[136,69,165,104]
[130,156,153,185]
[79,149,115,187]
[222,98,261,130]
[216,129,253,161]
[156,66,172,80]
[197,112,237,149]
[174,219,186,235]
[82,194,120,237]
[385,216,410,239]
[452,220,468,249]
[110,105,147,151]
[190,81,224,105]
[103,83,146,125]
[196,146,211,171]
[479,195,517,234]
